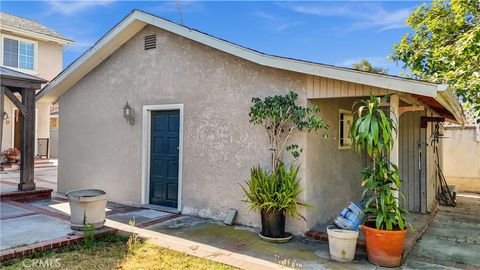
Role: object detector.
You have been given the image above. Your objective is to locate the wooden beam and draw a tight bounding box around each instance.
[420,116,445,128]
[18,88,36,191]
[399,94,422,106]
[0,87,4,150]
[0,77,42,89]
[399,105,424,116]
[390,94,400,203]
[4,87,27,116]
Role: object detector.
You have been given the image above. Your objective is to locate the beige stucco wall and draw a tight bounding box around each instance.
[36,101,51,153]
[305,98,364,228]
[36,39,63,81]
[0,31,63,81]
[57,25,310,233]
[1,98,15,151]
[1,32,62,153]
[442,127,480,193]
[1,100,51,153]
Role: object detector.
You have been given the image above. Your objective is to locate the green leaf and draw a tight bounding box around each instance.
[376,214,384,230]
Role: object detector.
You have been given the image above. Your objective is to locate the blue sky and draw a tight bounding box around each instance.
[2,1,426,75]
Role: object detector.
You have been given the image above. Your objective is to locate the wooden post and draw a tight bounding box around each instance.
[18,88,36,191]
[0,86,4,151]
[390,94,400,202]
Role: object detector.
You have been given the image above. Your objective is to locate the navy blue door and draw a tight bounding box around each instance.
[149,110,179,208]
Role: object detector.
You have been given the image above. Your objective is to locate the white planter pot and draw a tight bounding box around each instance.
[327,225,359,262]
[66,189,107,230]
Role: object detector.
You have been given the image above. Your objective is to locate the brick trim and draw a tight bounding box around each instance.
[0,227,117,262]
[6,201,69,221]
[1,188,53,202]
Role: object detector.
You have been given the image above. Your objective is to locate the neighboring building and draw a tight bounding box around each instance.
[0,12,73,157]
[38,10,464,233]
[442,107,480,193]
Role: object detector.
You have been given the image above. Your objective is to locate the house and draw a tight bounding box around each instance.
[38,10,464,233]
[0,12,73,157]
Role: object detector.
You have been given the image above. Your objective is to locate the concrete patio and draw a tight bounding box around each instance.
[2,193,479,269]
[405,194,480,269]
[0,166,57,193]
[1,166,479,269]
[0,195,176,260]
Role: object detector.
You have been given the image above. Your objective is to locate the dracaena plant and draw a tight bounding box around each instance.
[351,94,412,231]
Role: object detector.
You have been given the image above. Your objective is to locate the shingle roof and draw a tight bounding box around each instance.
[0,66,47,84]
[0,12,73,43]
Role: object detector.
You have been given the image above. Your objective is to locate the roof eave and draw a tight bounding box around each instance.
[37,12,146,102]
[37,9,442,103]
[1,24,74,45]
[434,84,465,125]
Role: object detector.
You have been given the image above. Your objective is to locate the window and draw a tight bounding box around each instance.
[50,117,59,129]
[339,110,353,149]
[3,37,35,71]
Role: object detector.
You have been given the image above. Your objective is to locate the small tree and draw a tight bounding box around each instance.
[249,91,328,170]
[350,95,410,230]
[352,59,388,74]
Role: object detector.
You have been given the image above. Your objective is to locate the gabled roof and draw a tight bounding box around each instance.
[36,9,464,124]
[0,12,73,45]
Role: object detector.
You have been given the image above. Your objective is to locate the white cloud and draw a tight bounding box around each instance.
[254,10,303,32]
[280,2,413,32]
[46,0,115,16]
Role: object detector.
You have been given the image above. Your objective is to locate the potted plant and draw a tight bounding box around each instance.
[241,91,328,242]
[5,148,20,163]
[241,163,303,241]
[350,95,412,267]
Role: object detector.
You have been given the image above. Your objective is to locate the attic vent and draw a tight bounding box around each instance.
[144,35,156,50]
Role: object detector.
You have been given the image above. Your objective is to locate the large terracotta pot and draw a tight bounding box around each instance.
[362,222,407,267]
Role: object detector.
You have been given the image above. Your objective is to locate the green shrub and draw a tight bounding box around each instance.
[240,163,306,219]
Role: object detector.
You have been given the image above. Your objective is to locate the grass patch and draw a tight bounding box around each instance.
[1,233,238,270]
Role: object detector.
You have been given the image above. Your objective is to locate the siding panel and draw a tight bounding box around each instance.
[306,76,391,98]
[399,110,427,213]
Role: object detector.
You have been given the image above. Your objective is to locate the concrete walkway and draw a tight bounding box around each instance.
[107,215,456,270]
[0,196,175,260]
[105,196,480,270]
[405,194,480,269]
[0,167,58,192]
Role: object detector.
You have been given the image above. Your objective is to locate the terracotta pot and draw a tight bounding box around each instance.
[362,222,407,267]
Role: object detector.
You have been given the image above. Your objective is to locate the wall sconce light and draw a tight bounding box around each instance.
[123,102,134,125]
[2,111,10,125]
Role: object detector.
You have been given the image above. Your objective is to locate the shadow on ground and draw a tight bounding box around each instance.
[148,216,375,270]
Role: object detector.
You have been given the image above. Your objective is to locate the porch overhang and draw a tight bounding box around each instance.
[306,80,464,125]
[1,66,47,191]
